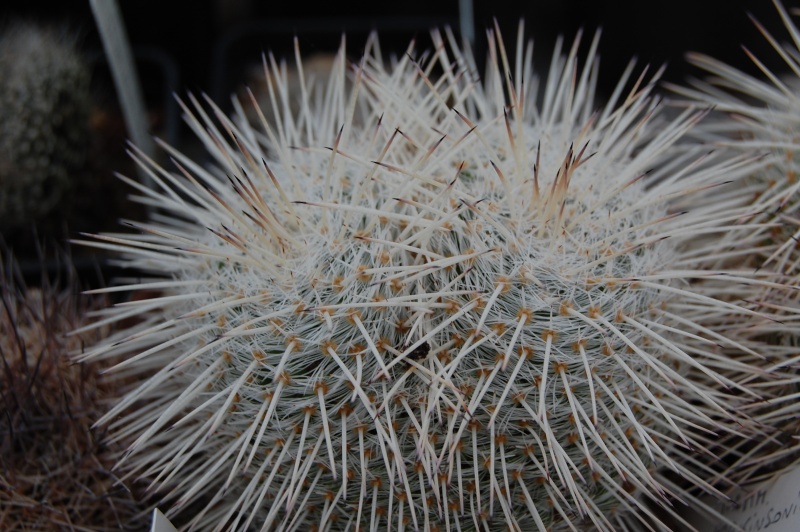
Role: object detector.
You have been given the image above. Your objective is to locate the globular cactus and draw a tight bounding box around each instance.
[0,22,90,227]
[667,0,800,489]
[0,252,149,530]
[78,25,789,531]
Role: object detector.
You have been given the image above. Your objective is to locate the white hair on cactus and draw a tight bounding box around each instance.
[77,22,787,531]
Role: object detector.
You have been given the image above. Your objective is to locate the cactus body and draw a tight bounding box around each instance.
[79,27,788,531]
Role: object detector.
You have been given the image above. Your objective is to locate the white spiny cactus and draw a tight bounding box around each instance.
[667,0,800,489]
[78,24,790,531]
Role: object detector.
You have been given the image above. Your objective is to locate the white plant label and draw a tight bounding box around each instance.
[688,467,800,532]
[150,508,177,532]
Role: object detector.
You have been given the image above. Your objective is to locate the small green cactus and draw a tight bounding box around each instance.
[0,22,90,227]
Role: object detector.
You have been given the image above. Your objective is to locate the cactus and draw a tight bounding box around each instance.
[78,25,789,531]
[0,22,90,227]
[667,0,800,489]
[0,252,149,530]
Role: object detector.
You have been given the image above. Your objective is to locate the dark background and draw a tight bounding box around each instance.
[1,0,792,125]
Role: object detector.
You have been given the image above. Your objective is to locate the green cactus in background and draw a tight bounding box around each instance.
[0,22,90,227]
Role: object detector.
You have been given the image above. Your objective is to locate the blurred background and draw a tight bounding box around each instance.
[1,0,788,105]
[0,0,791,281]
